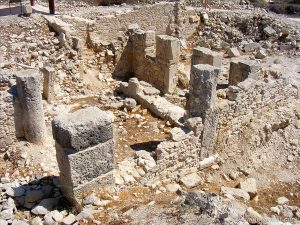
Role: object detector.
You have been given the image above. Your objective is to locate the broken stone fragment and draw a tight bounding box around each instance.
[244,42,260,52]
[170,127,193,142]
[276,196,289,205]
[227,47,240,58]
[199,154,219,170]
[255,49,267,59]
[263,26,277,37]
[239,178,257,199]
[135,150,156,173]
[180,173,203,188]
[221,186,250,201]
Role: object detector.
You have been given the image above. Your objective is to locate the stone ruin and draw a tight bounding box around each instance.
[52,107,115,206]
[0,1,299,223]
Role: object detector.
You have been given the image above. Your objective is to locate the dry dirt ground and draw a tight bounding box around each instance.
[0,1,300,225]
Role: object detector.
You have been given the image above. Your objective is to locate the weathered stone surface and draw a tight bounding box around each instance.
[263,26,276,37]
[31,198,59,215]
[52,107,114,151]
[56,140,114,188]
[180,173,203,188]
[188,64,220,158]
[255,49,267,59]
[16,70,47,143]
[42,66,56,103]
[227,47,240,58]
[221,186,250,201]
[239,178,257,199]
[188,64,220,118]
[244,42,260,52]
[229,60,261,86]
[156,35,180,63]
[192,47,222,68]
[277,196,289,205]
[170,127,193,141]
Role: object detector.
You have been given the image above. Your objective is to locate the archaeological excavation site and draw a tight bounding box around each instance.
[0,0,300,224]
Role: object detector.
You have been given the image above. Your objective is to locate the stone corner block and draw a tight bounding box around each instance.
[52,107,114,151]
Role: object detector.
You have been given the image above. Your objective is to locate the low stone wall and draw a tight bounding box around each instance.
[87,2,199,42]
[217,77,299,141]
[0,90,17,153]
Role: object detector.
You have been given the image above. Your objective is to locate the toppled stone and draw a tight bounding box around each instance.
[61,214,76,225]
[276,196,289,205]
[229,60,261,85]
[180,173,203,188]
[192,47,222,68]
[199,154,219,170]
[124,98,137,111]
[135,150,156,172]
[31,198,59,215]
[239,178,257,199]
[244,207,262,224]
[221,186,250,201]
[263,26,276,37]
[166,183,181,192]
[227,48,240,58]
[170,127,193,142]
[244,42,260,52]
[255,49,267,59]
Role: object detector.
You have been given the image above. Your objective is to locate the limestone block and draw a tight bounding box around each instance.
[244,42,260,52]
[42,66,56,103]
[16,70,47,143]
[156,35,180,63]
[56,140,114,188]
[227,47,240,58]
[201,108,219,159]
[52,107,114,151]
[192,47,222,68]
[188,64,220,118]
[263,26,276,37]
[229,60,261,86]
[72,37,83,51]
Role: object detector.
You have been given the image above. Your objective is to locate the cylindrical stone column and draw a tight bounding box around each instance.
[16,70,47,144]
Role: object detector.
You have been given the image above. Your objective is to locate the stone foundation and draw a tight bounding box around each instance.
[116,29,180,94]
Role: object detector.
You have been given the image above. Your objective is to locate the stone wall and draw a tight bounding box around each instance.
[217,77,299,142]
[87,2,199,42]
[116,29,180,93]
[0,90,17,153]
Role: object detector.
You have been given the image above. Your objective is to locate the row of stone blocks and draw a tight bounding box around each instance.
[192,47,261,86]
[52,107,115,206]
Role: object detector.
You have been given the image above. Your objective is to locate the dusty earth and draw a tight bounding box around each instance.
[0,0,300,225]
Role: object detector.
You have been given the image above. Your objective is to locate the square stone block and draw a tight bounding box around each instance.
[156,35,180,63]
[56,139,114,189]
[52,107,114,151]
[192,47,222,68]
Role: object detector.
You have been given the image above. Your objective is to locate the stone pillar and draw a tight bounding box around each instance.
[192,47,222,68]
[52,107,115,206]
[229,60,261,86]
[42,66,56,103]
[156,35,180,94]
[188,64,220,159]
[16,71,47,144]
